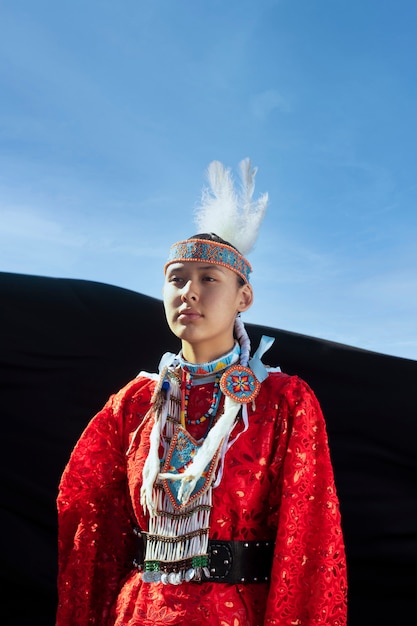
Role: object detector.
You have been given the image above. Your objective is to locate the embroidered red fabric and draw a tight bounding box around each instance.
[57,372,347,625]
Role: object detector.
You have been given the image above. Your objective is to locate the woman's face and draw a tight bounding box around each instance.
[163,261,253,363]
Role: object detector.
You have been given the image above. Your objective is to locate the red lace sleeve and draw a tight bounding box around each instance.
[264,376,347,625]
[56,377,154,626]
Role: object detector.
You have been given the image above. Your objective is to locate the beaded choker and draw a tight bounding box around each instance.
[178,342,240,376]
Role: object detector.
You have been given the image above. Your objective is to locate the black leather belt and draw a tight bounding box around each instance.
[133,528,274,584]
[203,539,274,583]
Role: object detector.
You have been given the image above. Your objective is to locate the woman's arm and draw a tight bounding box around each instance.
[265,376,347,625]
[56,377,153,626]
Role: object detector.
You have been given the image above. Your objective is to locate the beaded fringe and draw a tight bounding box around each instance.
[142,372,213,584]
[142,484,212,584]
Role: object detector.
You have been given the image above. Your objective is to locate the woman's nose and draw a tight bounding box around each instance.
[181,280,198,301]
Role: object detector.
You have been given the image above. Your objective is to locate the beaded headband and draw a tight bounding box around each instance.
[164,238,252,283]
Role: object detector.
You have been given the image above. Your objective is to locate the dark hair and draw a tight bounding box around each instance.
[188,232,246,286]
[189,232,240,252]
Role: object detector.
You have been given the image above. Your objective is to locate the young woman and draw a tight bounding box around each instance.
[56,160,347,625]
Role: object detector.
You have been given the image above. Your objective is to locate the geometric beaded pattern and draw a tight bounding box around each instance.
[160,426,220,510]
[220,365,261,403]
[164,239,252,283]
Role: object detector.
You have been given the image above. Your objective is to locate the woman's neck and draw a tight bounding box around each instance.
[181,341,236,365]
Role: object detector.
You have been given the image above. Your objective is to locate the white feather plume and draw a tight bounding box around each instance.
[193,158,268,255]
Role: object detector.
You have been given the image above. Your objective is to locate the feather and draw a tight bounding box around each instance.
[193,158,268,255]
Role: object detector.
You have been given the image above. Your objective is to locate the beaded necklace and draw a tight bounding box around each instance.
[180,370,222,427]
[178,343,239,428]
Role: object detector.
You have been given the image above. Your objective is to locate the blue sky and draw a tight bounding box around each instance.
[1,0,416,360]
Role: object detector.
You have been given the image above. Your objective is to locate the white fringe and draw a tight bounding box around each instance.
[145,487,212,564]
[140,373,180,517]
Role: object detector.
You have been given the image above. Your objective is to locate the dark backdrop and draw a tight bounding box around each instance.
[1,271,416,625]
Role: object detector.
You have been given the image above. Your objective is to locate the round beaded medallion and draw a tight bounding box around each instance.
[220,365,260,403]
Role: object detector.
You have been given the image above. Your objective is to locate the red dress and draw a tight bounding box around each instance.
[57,371,347,625]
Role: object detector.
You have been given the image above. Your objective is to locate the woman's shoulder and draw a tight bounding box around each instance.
[261,368,317,402]
[263,368,296,388]
[111,371,158,412]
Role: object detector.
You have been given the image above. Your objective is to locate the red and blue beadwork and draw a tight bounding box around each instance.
[220,365,260,403]
[164,239,252,284]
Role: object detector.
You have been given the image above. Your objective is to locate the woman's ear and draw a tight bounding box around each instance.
[238,283,254,313]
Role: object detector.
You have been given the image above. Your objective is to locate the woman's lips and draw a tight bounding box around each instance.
[178,309,202,321]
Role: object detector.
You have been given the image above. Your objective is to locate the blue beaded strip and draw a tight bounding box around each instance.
[178,342,240,376]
